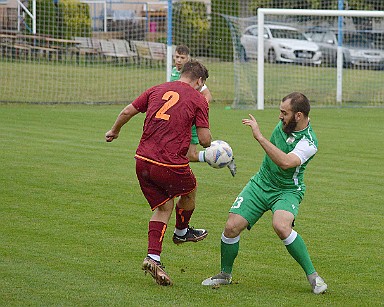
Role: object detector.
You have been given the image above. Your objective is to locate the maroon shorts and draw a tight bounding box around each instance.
[135,158,197,210]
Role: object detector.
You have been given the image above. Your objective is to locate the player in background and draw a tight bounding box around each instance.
[202,92,328,294]
[106,60,211,286]
[171,45,237,177]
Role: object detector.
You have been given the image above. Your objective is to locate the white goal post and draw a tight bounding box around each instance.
[257,8,384,110]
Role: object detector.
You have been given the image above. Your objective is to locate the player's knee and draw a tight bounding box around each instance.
[178,193,196,210]
[272,221,292,240]
[224,220,243,238]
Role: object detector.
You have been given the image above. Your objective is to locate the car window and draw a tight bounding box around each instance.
[344,33,370,47]
[245,27,258,36]
[306,32,325,42]
[324,32,335,44]
[269,29,307,40]
[264,28,269,38]
[244,28,253,36]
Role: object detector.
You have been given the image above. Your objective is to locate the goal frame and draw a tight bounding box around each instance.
[257,8,384,110]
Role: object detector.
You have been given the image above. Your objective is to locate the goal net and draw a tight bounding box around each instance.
[0,0,383,107]
[225,9,384,109]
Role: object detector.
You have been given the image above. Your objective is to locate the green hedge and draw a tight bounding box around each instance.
[26,0,91,38]
[172,1,210,57]
[210,0,239,61]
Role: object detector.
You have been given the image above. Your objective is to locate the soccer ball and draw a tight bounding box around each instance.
[205,140,233,169]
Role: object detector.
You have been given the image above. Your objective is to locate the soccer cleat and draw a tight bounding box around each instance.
[227,157,237,177]
[201,272,232,286]
[312,276,327,294]
[172,227,208,245]
[142,256,173,286]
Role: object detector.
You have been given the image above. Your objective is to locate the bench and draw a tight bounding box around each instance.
[100,39,137,64]
[72,36,100,64]
[131,40,166,66]
[29,45,59,61]
[0,42,30,59]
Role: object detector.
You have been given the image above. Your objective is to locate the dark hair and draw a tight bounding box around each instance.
[282,92,310,117]
[180,60,209,82]
[175,45,190,55]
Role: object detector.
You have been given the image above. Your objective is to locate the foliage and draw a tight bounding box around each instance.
[172,1,210,56]
[25,0,91,38]
[210,0,239,61]
[61,0,92,38]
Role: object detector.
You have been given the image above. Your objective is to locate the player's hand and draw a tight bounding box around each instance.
[242,114,263,140]
[105,130,119,142]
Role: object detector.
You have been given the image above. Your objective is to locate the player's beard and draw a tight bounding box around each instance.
[282,114,297,134]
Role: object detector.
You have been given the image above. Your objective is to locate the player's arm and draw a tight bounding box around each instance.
[196,127,212,148]
[242,114,301,170]
[200,85,212,103]
[105,104,139,142]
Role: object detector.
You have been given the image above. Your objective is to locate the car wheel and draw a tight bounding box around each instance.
[239,45,247,62]
[267,49,277,63]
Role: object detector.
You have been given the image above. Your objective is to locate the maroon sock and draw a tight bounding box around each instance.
[175,205,194,230]
[148,221,167,256]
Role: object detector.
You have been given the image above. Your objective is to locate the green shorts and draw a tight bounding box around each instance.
[191,125,199,145]
[229,175,304,230]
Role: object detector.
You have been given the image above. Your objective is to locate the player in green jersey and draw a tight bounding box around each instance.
[171,45,237,177]
[202,92,327,294]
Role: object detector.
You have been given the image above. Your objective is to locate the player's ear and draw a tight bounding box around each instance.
[295,112,303,121]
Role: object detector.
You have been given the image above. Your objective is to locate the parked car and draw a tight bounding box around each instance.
[305,28,384,70]
[240,24,322,65]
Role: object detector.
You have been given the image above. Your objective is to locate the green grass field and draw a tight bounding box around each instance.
[1,104,383,306]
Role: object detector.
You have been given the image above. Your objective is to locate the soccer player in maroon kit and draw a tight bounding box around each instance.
[105,60,211,286]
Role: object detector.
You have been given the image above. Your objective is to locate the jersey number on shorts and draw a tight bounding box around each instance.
[155,91,180,121]
[231,196,243,209]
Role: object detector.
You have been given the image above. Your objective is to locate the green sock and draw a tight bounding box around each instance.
[285,232,316,275]
[221,239,239,274]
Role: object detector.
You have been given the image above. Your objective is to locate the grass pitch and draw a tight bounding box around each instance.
[0,104,383,306]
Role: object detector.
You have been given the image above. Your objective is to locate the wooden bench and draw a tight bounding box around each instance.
[109,39,137,63]
[72,36,100,64]
[0,42,30,59]
[29,45,59,61]
[148,42,166,61]
[131,40,166,66]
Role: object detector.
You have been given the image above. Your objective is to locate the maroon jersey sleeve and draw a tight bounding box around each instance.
[131,86,154,113]
[135,81,209,165]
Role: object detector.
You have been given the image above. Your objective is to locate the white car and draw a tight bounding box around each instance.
[305,29,384,70]
[240,24,322,65]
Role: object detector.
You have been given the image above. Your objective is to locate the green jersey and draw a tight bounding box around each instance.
[256,121,318,192]
[170,67,180,81]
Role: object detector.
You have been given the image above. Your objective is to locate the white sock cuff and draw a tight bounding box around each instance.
[174,228,187,237]
[198,151,205,162]
[148,254,160,262]
[221,233,240,244]
[283,230,297,246]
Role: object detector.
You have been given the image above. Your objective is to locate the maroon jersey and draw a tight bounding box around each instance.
[132,81,209,165]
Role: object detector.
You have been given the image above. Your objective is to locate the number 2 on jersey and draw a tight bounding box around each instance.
[155,91,180,121]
